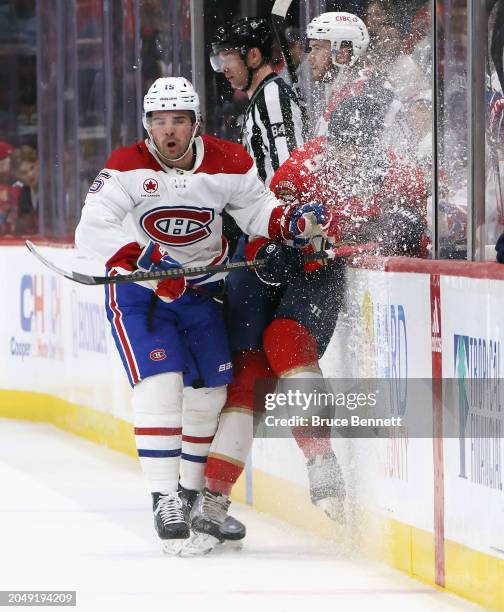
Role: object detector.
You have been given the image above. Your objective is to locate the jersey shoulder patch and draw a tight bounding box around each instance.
[105,141,163,173]
[197,135,253,175]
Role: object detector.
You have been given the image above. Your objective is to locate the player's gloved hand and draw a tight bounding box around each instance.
[496,232,504,263]
[373,207,426,256]
[245,238,304,286]
[137,240,186,302]
[281,202,331,247]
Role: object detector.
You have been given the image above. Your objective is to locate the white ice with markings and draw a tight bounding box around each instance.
[0,419,480,611]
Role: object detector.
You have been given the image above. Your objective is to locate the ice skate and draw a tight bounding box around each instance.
[179,485,246,541]
[181,488,230,555]
[152,491,190,555]
[221,515,246,540]
[179,485,199,521]
[306,452,346,524]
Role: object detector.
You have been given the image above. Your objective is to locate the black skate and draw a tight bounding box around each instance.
[152,491,190,554]
[178,485,198,521]
[179,485,245,541]
[306,452,346,524]
[182,488,231,555]
[221,515,246,540]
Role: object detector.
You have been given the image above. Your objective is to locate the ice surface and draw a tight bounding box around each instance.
[0,418,480,611]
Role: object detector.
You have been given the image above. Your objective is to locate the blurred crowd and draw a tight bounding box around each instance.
[0,141,38,236]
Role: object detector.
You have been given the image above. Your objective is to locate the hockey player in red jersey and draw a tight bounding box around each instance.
[74,76,329,554]
[188,95,427,553]
[271,98,428,254]
[307,11,371,136]
[306,11,411,156]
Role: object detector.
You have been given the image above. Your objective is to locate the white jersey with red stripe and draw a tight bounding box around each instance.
[75,134,280,284]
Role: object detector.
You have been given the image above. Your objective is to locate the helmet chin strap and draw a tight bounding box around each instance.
[147,122,200,165]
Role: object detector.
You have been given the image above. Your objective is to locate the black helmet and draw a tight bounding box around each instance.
[211,17,274,61]
[327,95,386,148]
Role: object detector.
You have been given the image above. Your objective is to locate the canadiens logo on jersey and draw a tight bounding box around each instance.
[140,205,215,247]
[149,349,167,361]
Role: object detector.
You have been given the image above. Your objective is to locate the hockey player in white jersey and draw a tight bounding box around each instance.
[74,76,329,554]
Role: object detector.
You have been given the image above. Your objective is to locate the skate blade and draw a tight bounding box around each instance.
[161,539,185,556]
[216,538,244,553]
[180,532,221,556]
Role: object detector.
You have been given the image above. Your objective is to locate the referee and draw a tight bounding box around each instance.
[210,17,304,186]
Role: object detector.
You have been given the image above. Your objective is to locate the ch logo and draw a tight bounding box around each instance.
[140,205,215,247]
[150,349,166,361]
[310,303,322,317]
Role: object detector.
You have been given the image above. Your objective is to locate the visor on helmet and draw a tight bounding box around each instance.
[210,45,246,73]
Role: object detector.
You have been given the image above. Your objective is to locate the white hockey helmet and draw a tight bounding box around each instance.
[142,77,201,131]
[306,12,369,67]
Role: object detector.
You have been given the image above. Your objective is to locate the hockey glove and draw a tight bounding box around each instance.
[281,202,331,247]
[245,238,304,286]
[137,240,186,302]
[496,232,504,263]
[373,207,426,256]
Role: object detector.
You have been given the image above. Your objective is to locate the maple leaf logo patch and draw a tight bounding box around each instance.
[143,178,159,193]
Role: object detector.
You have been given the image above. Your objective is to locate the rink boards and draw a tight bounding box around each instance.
[1,244,504,609]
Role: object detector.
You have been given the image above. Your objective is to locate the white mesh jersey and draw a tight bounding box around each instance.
[75,135,280,284]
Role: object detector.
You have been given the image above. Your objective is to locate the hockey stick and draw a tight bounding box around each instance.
[271,0,298,88]
[25,240,376,287]
[271,0,308,125]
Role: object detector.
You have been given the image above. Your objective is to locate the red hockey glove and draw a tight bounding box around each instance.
[279,202,332,247]
[137,241,186,302]
[105,241,186,303]
[105,242,143,273]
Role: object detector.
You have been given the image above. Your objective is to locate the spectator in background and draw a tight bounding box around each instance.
[402,0,431,55]
[0,141,13,183]
[11,145,38,234]
[0,141,17,235]
[379,21,430,104]
[366,0,390,41]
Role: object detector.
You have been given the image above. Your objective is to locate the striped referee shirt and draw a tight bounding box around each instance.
[241,72,304,186]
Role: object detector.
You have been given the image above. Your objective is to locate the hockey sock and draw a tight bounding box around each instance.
[133,372,184,492]
[205,350,274,494]
[263,319,332,459]
[179,386,226,491]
